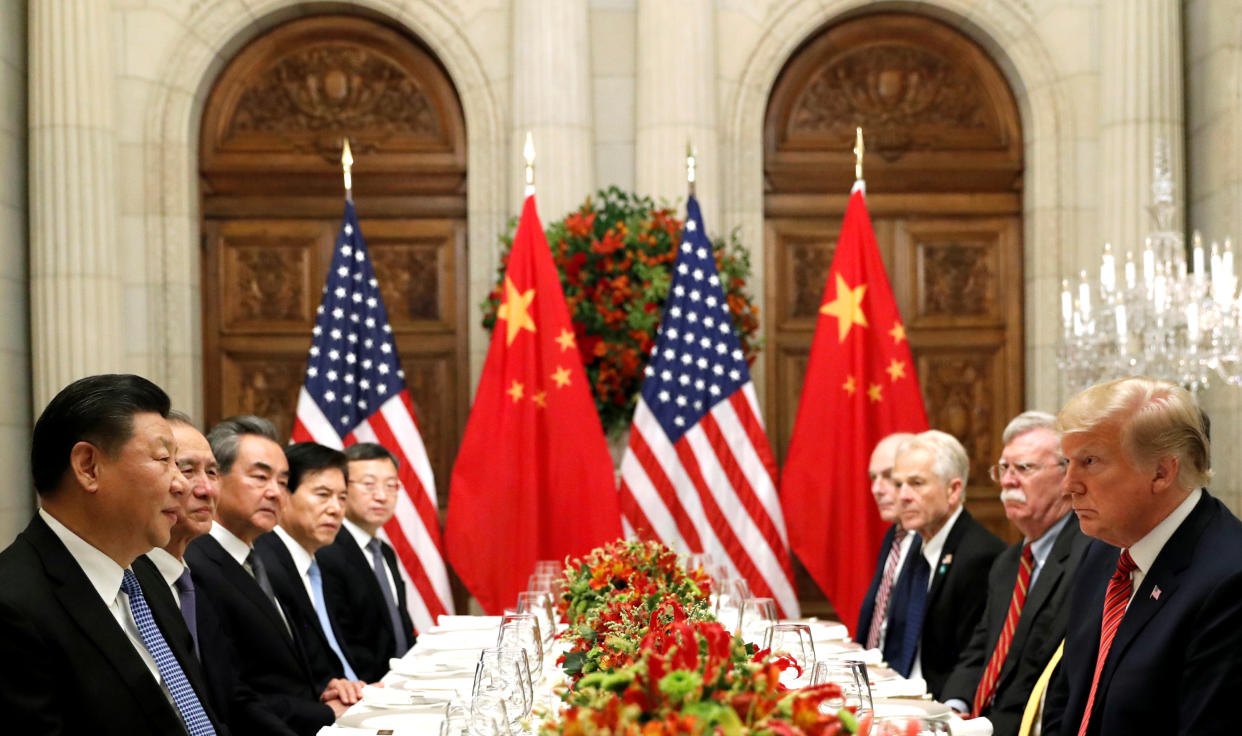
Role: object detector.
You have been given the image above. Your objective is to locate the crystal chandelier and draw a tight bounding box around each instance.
[1058,141,1242,394]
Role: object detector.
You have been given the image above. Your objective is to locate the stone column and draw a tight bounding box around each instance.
[511,0,594,221]
[1097,0,1184,257]
[29,0,123,407]
[635,0,718,226]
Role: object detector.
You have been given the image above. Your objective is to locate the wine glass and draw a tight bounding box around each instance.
[533,559,562,578]
[467,691,511,736]
[472,651,528,733]
[477,647,533,717]
[762,623,816,685]
[714,578,751,632]
[863,715,949,736]
[441,699,468,736]
[516,590,557,645]
[810,659,872,717]
[739,596,777,645]
[497,613,544,679]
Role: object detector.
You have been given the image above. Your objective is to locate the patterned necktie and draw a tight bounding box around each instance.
[368,538,410,654]
[175,569,199,658]
[308,560,359,681]
[866,530,908,649]
[1076,549,1138,736]
[120,569,217,736]
[973,543,1035,715]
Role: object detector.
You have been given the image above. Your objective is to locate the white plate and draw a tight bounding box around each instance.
[336,706,445,731]
[871,698,951,719]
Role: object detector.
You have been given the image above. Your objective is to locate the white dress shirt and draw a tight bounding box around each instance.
[1125,488,1202,608]
[910,505,965,681]
[209,521,252,567]
[342,517,400,597]
[147,546,189,606]
[39,508,174,706]
[273,525,317,604]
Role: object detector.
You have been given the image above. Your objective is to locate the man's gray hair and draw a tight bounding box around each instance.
[1002,411,1058,445]
[897,429,971,487]
[206,415,280,475]
[166,409,196,428]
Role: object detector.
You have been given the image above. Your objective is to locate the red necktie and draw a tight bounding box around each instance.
[972,543,1034,715]
[866,530,907,649]
[1076,550,1138,736]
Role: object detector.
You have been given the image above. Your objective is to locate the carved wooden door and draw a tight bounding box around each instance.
[199,16,467,506]
[765,13,1025,611]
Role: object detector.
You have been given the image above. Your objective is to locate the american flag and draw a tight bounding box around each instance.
[292,201,454,632]
[618,196,800,617]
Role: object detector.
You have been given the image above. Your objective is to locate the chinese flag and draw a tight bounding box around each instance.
[446,195,621,615]
[780,184,928,636]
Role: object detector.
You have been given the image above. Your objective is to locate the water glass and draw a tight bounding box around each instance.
[739,596,778,645]
[714,578,752,632]
[533,559,562,577]
[809,659,872,716]
[762,623,816,684]
[472,652,528,733]
[497,613,544,678]
[864,715,949,736]
[467,691,511,736]
[441,700,468,736]
[515,590,557,644]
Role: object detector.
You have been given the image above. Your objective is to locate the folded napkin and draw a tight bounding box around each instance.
[318,727,418,736]
[387,657,475,679]
[359,684,449,707]
[949,714,994,735]
[819,647,882,665]
[870,677,927,698]
[435,614,503,630]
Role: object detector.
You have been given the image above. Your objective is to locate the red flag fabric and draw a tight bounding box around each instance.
[446,195,621,615]
[780,184,929,636]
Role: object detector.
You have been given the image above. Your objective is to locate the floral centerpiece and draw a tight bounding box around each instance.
[482,188,761,437]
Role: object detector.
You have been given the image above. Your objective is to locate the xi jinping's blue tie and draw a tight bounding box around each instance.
[308,560,359,681]
[120,569,216,736]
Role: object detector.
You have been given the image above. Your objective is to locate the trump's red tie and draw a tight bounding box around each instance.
[972,543,1034,715]
[1077,549,1138,736]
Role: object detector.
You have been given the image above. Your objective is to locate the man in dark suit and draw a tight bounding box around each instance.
[255,442,366,687]
[940,412,1090,736]
[1042,377,1242,736]
[0,373,227,734]
[143,412,296,735]
[856,432,918,650]
[185,416,357,736]
[318,442,417,682]
[884,429,1005,698]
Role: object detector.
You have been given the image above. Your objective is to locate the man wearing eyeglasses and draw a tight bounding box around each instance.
[941,411,1089,736]
[316,443,416,682]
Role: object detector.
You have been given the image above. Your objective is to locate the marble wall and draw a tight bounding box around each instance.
[0,0,29,542]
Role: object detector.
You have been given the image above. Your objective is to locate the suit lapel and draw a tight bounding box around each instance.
[926,511,970,607]
[200,534,300,657]
[997,517,1080,688]
[381,540,415,634]
[27,518,182,733]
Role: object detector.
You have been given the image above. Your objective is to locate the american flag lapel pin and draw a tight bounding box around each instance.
[1151,585,1162,600]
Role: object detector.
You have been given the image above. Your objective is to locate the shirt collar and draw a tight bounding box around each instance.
[1127,488,1202,574]
[146,547,188,587]
[274,525,314,577]
[342,517,375,552]
[209,521,252,566]
[38,508,125,607]
[922,505,964,568]
[1027,512,1072,568]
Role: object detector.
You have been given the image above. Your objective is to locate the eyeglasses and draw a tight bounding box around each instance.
[350,479,400,495]
[988,459,1068,483]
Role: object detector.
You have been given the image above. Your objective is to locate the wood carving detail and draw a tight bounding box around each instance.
[919,353,996,482]
[920,241,992,317]
[230,246,308,323]
[402,357,449,505]
[789,44,995,160]
[789,239,835,319]
[232,357,305,441]
[228,44,439,157]
[371,245,441,323]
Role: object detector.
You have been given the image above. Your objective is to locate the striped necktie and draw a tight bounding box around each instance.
[866,530,907,649]
[1077,549,1138,736]
[973,543,1034,714]
[120,569,217,736]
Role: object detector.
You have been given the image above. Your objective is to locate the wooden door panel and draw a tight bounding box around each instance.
[360,218,462,332]
[216,220,330,333]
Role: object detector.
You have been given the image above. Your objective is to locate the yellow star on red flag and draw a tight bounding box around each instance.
[820,273,868,342]
[506,380,524,403]
[885,359,907,382]
[889,321,906,343]
[867,383,883,403]
[532,390,547,408]
[555,328,576,351]
[551,365,572,388]
[842,375,857,395]
[496,276,536,346]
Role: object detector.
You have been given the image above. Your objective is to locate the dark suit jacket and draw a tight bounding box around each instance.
[856,524,899,642]
[941,514,1090,736]
[1042,491,1242,736]
[317,528,416,682]
[885,508,1005,699]
[0,514,227,735]
[185,533,334,736]
[253,531,356,687]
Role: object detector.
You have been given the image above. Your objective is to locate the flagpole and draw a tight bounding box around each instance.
[686,140,696,197]
[523,131,536,197]
[341,138,354,203]
[853,127,865,193]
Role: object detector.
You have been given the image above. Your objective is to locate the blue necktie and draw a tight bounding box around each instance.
[120,569,217,736]
[175,569,199,658]
[308,560,359,681]
[368,538,409,654]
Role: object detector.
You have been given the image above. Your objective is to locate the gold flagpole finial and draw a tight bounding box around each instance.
[341,138,354,202]
[686,140,697,196]
[523,132,536,196]
[853,127,865,182]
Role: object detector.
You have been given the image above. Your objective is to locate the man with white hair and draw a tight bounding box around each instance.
[941,411,1089,736]
[1042,377,1242,736]
[883,429,1005,699]
[856,432,917,650]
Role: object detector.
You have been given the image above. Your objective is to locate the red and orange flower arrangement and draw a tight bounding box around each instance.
[542,539,858,735]
[482,188,761,438]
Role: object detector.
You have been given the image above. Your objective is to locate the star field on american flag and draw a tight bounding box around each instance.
[303,201,406,429]
[640,197,749,441]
